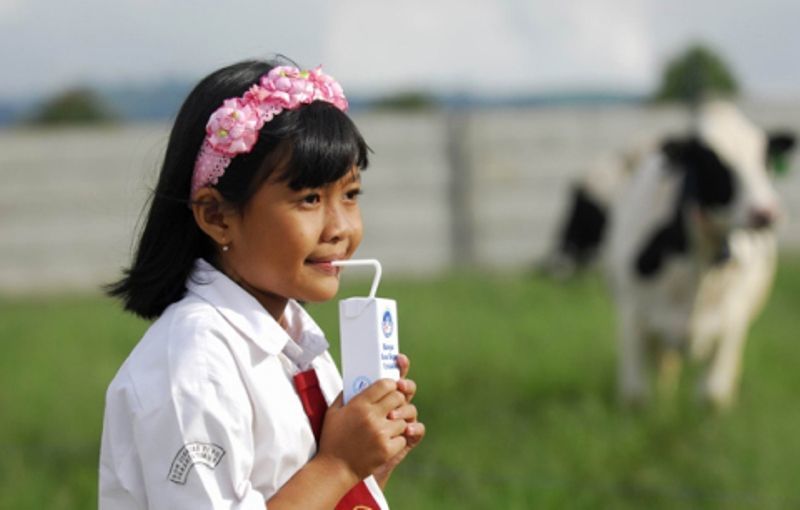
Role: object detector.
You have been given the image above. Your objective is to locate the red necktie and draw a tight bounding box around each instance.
[293,369,384,510]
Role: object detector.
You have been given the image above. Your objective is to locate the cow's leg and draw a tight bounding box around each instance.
[702,233,776,409]
[617,305,648,406]
[702,319,749,409]
[656,346,683,401]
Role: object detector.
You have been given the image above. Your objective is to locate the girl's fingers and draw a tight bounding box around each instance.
[376,388,406,414]
[387,417,409,437]
[388,403,417,422]
[387,435,409,456]
[397,378,417,401]
[404,422,426,445]
[355,379,398,404]
[396,353,410,379]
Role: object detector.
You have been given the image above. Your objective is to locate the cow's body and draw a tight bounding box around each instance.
[546,102,794,408]
[539,143,648,278]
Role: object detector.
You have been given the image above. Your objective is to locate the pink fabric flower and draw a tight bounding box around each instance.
[205,98,261,156]
[191,65,349,195]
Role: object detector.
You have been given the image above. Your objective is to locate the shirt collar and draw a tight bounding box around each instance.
[185,259,328,358]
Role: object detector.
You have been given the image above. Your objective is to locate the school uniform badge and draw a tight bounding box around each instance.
[168,442,226,484]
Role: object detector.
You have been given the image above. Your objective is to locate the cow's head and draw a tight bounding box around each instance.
[661,102,795,235]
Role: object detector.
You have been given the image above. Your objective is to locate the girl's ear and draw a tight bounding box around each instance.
[191,188,234,246]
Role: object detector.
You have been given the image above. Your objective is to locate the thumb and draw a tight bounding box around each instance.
[396,353,410,379]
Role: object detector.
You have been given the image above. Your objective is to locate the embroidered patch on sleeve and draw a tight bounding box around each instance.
[168,442,226,484]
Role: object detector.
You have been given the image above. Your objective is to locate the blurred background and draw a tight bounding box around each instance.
[2,0,800,508]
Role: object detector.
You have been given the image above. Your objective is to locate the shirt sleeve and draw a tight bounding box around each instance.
[130,330,266,510]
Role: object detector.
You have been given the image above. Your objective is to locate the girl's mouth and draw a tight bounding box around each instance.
[305,259,341,275]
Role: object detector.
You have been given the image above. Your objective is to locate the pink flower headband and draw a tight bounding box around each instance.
[191,65,349,195]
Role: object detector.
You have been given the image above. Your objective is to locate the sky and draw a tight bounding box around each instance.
[2,0,800,101]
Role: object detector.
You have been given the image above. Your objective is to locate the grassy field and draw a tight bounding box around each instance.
[1,255,799,509]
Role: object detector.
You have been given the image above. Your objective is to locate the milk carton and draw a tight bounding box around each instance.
[332,259,400,403]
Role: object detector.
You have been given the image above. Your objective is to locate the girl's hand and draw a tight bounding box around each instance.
[267,378,407,510]
[373,353,426,488]
[317,379,409,482]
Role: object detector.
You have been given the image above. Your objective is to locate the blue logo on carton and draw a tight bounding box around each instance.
[381,310,394,338]
[352,376,372,395]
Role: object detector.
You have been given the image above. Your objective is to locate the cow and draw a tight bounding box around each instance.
[538,141,649,279]
[603,102,795,409]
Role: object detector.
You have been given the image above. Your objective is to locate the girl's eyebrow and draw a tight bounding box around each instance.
[347,169,362,183]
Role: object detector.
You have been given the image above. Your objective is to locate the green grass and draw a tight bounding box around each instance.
[2,255,800,509]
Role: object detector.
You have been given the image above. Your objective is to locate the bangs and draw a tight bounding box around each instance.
[277,101,369,190]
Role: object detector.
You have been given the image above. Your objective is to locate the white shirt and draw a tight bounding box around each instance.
[99,259,388,509]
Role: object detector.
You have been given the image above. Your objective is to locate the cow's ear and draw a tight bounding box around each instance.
[767,131,795,175]
[661,136,699,171]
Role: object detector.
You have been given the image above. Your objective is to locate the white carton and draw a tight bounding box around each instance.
[339,297,399,403]
[332,260,400,403]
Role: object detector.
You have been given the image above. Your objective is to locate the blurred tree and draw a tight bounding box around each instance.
[29,87,117,126]
[373,91,438,111]
[653,43,739,106]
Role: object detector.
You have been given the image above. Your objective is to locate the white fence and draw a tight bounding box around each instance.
[2,101,800,292]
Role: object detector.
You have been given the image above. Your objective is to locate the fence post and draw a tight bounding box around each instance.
[445,109,475,267]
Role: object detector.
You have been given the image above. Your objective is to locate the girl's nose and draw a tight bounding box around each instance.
[322,202,359,243]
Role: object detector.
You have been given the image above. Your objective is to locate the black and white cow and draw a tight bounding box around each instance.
[604,102,795,408]
[539,143,648,278]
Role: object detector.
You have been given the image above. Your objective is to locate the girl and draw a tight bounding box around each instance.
[100,59,424,510]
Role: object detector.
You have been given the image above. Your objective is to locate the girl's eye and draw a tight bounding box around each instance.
[302,193,321,205]
[346,188,362,201]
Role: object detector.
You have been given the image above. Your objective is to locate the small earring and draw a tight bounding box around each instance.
[222,244,230,252]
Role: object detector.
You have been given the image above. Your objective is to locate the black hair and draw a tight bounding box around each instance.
[106,59,369,319]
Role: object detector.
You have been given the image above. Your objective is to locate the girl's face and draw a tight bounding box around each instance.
[221,168,363,319]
